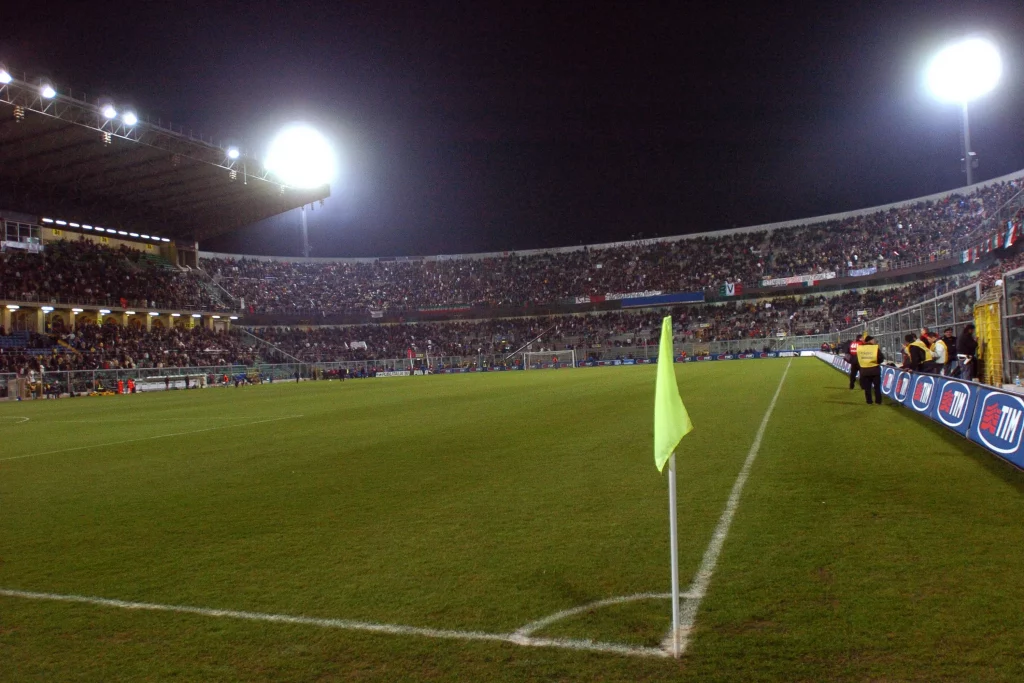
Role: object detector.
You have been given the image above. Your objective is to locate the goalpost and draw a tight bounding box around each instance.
[523,349,576,369]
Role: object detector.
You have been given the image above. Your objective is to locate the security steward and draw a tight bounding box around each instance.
[906,333,933,372]
[847,333,863,390]
[856,334,884,405]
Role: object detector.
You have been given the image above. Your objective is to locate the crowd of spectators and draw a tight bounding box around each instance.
[1,239,226,311]
[0,322,256,374]
[204,179,1023,314]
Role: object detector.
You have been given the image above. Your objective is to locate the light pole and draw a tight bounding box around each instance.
[265,124,337,257]
[300,205,310,258]
[925,37,1002,187]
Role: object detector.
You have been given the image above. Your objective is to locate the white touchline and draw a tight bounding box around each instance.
[0,415,305,462]
[674,359,791,655]
[0,588,669,659]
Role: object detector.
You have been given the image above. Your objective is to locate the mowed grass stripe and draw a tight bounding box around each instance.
[1,364,786,642]
[678,360,1024,682]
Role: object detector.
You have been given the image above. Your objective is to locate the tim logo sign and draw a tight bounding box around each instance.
[909,375,936,413]
[881,367,897,396]
[931,380,975,435]
[970,392,1024,463]
[893,371,912,403]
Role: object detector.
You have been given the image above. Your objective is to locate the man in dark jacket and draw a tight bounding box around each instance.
[940,328,957,375]
[903,333,928,371]
[957,323,978,381]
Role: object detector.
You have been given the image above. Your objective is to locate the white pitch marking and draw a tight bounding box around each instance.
[0,415,304,462]
[0,588,669,658]
[514,592,684,638]
[672,359,791,655]
[0,416,30,424]
[40,417,255,424]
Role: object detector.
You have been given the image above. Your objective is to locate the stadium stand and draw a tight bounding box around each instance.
[202,177,1024,315]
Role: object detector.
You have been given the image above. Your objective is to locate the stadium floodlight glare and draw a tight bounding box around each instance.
[227,147,240,160]
[102,104,117,119]
[82,224,93,229]
[122,111,138,126]
[926,37,1001,103]
[171,313,181,317]
[926,37,1002,186]
[69,222,80,227]
[161,237,170,242]
[191,314,201,318]
[129,232,139,237]
[72,308,84,313]
[55,220,67,226]
[41,306,54,313]
[99,309,111,315]
[140,234,150,239]
[41,217,54,223]
[40,84,56,99]
[117,231,128,236]
[229,316,239,320]
[126,311,135,315]
[0,70,11,84]
[6,305,19,310]
[149,311,160,316]
[265,124,337,189]
[212,315,221,319]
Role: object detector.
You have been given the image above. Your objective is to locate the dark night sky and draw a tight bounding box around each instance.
[4,1,1024,257]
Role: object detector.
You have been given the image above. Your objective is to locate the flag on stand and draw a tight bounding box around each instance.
[1007,221,1018,248]
[654,316,694,472]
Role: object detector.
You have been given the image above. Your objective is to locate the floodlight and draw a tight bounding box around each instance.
[227,147,240,160]
[126,311,135,315]
[229,316,239,320]
[122,111,138,126]
[41,217,54,223]
[129,232,139,237]
[6,305,19,310]
[191,314,201,318]
[265,124,337,188]
[41,306,54,313]
[99,309,111,315]
[149,311,160,316]
[140,234,150,239]
[55,220,67,225]
[101,104,117,119]
[72,308,83,313]
[171,313,181,317]
[0,70,11,84]
[69,222,80,227]
[40,84,56,99]
[212,315,221,319]
[161,238,170,242]
[83,225,93,229]
[926,37,1002,103]
[117,231,128,236]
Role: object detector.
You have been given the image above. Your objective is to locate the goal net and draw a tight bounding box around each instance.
[523,349,576,369]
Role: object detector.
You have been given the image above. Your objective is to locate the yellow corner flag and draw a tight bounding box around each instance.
[654,316,693,472]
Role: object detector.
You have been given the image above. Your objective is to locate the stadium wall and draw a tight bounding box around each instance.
[816,352,1024,471]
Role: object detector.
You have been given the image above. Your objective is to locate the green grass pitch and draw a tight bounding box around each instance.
[2,360,1024,682]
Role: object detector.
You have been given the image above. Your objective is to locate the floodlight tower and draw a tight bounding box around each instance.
[265,124,337,257]
[925,37,1002,186]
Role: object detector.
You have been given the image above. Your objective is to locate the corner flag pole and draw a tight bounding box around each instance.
[654,315,692,658]
[668,451,681,657]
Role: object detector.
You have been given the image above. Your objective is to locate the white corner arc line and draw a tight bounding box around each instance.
[0,416,30,423]
[0,415,304,462]
[0,588,668,658]
[675,359,791,656]
[514,592,680,638]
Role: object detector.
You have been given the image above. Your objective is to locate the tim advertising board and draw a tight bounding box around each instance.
[929,378,978,437]
[892,370,913,405]
[968,390,1024,469]
[908,374,938,414]
[881,366,897,397]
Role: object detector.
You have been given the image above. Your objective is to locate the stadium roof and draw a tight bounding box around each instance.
[0,73,329,242]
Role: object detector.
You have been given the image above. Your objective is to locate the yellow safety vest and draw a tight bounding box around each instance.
[909,339,933,362]
[856,343,879,369]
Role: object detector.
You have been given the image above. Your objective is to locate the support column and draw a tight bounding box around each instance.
[34,308,45,334]
[1,307,11,333]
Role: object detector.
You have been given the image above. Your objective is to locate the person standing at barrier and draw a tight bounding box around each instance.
[857,335,884,405]
[957,323,978,381]
[930,332,947,374]
[848,333,862,390]
[920,332,940,374]
[939,328,957,375]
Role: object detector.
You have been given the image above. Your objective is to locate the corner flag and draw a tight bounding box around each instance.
[654,316,693,472]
